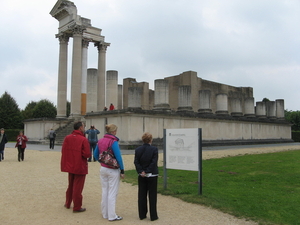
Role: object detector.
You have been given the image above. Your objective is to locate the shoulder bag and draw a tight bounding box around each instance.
[99,139,120,169]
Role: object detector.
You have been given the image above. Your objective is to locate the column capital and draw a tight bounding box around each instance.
[69,24,86,36]
[82,38,90,48]
[95,41,110,52]
[56,32,70,44]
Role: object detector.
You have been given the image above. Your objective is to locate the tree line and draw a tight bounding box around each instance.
[0,91,59,129]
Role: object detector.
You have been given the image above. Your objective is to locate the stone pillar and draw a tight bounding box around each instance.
[56,33,69,118]
[118,85,123,110]
[244,97,255,117]
[216,93,228,115]
[95,42,110,111]
[177,85,193,112]
[128,87,142,109]
[81,39,89,115]
[266,101,276,119]
[153,79,170,111]
[256,102,266,118]
[87,68,98,112]
[230,98,243,117]
[106,70,118,109]
[276,99,285,119]
[70,25,84,117]
[198,90,212,114]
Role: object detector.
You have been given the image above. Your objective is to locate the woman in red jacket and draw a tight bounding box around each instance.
[15,131,28,162]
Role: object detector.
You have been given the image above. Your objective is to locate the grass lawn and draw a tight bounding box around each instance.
[124,150,300,225]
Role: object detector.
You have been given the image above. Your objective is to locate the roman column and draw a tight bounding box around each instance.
[255,102,266,118]
[198,90,212,114]
[128,87,142,109]
[70,25,85,117]
[153,79,170,111]
[81,38,89,115]
[276,99,285,120]
[177,85,193,112]
[118,84,123,110]
[56,33,69,118]
[106,70,118,109]
[95,42,110,111]
[244,97,255,117]
[230,98,243,117]
[216,93,229,115]
[87,68,98,112]
[266,101,276,119]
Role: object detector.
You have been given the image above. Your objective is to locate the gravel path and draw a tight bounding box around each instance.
[1,143,299,225]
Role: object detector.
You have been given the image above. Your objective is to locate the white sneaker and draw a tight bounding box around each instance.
[109,216,123,221]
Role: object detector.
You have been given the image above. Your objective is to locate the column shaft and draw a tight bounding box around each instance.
[56,34,69,118]
[70,32,83,117]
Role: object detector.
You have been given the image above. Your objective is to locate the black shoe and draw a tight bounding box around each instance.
[151,217,159,221]
[140,216,147,220]
[73,208,86,213]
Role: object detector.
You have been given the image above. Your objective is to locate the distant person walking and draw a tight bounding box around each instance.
[0,128,8,161]
[61,121,91,213]
[49,128,56,149]
[109,103,115,111]
[85,125,100,162]
[134,132,159,221]
[95,124,125,221]
[15,131,28,162]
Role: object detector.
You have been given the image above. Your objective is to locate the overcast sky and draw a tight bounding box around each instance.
[0,0,299,111]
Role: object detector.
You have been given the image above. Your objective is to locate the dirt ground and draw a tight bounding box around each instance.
[1,144,300,225]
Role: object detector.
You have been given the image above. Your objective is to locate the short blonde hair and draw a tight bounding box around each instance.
[142,132,152,144]
[105,124,118,134]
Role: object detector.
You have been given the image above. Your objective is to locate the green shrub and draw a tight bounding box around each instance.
[292,131,300,142]
[2,129,21,142]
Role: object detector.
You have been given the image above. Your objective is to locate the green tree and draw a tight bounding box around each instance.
[22,101,37,120]
[67,101,70,117]
[32,99,57,118]
[0,91,23,129]
[262,98,270,102]
[285,110,300,131]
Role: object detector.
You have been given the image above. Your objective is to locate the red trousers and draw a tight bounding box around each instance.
[65,173,86,211]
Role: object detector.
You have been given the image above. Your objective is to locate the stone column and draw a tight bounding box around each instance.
[256,102,266,118]
[56,33,69,118]
[230,98,243,117]
[118,85,123,110]
[198,90,212,114]
[266,101,276,119]
[70,25,85,117]
[87,68,98,113]
[216,93,228,115]
[81,39,89,115]
[276,99,285,119]
[244,97,255,117]
[153,79,170,111]
[95,42,110,111]
[106,70,118,109]
[128,87,142,109]
[177,85,193,112]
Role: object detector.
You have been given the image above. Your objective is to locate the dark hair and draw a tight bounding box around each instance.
[74,121,83,130]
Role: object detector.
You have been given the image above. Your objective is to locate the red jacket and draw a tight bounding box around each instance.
[15,135,28,148]
[61,130,91,175]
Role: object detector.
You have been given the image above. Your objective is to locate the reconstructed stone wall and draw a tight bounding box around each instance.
[83,110,292,148]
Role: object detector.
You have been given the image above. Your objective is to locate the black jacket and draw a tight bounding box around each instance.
[134,143,158,174]
[0,133,8,151]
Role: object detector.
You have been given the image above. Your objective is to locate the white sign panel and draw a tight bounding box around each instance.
[166,128,199,171]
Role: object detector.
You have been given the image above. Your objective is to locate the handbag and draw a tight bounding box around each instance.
[99,140,120,169]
